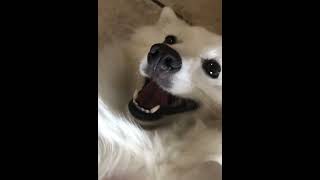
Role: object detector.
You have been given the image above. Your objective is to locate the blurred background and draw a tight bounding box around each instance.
[98,0,221,49]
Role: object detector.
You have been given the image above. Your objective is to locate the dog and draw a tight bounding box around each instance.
[98,7,222,180]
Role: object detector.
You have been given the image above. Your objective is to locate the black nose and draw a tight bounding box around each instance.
[148,43,182,73]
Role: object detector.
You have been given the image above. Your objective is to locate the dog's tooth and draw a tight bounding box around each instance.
[138,106,146,112]
[141,107,150,113]
[133,89,138,100]
[150,105,160,113]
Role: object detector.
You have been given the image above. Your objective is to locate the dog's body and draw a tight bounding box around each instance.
[98,7,222,180]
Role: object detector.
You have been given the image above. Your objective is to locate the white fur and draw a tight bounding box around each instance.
[98,98,221,180]
[133,8,222,104]
[98,7,222,180]
[98,98,155,179]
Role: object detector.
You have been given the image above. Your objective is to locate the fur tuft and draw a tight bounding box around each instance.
[98,98,156,179]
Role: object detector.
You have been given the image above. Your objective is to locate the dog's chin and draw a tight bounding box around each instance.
[128,77,199,126]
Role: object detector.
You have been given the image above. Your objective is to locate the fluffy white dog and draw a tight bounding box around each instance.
[98,7,222,180]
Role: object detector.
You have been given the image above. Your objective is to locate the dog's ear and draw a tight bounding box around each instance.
[157,7,179,25]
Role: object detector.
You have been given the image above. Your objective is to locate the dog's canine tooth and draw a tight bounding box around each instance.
[150,105,160,113]
[133,100,143,112]
[136,104,144,111]
[141,107,150,113]
[133,89,138,100]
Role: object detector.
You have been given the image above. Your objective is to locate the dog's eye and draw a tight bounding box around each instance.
[202,59,221,79]
[164,35,177,45]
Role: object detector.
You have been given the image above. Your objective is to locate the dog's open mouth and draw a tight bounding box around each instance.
[128,78,198,122]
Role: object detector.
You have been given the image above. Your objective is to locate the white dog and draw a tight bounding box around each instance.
[98,7,222,180]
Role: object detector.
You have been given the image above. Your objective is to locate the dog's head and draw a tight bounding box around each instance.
[128,7,222,124]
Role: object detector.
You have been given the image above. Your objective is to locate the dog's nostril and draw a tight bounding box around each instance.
[149,49,158,56]
[149,44,161,54]
[160,57,172,71]
[168,57,182,69]
[148,44,162,64]
[160,56,182,71]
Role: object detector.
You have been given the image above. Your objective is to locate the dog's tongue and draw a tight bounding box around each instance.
[136,81,170,109]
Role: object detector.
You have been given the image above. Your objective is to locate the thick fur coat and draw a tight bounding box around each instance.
[98,7,222,180]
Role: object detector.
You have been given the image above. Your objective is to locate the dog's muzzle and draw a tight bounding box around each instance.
[127,43,198,125]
